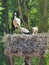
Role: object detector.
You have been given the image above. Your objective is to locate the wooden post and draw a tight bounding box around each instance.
[39,56,44,65]
[8,53,14,65]
[25,56,31,65]
[39,50,45,65]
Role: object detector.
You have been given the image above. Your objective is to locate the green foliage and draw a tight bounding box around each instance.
[0,42,9,65]
[31,57,39,65]
[13,57,24,65]
[0,0,49,65]
[0,7,4,10]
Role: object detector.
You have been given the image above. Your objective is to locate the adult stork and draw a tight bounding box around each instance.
[12,11,21,33]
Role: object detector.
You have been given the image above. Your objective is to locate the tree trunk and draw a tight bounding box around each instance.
[44,0,48,32]
[2,0,10,34]
[38,20,43,33]
[24,0,28,18]
[18,0,24,22]
[18,0,29,29]
[23,0,29,29]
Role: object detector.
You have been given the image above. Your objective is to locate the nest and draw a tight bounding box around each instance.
[3,34,47,57]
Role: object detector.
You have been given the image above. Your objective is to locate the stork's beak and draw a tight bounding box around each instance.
[16,23,21,28]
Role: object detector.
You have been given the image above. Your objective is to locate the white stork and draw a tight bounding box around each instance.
[13,12,21,28]
[18,27,30,34]
[32,27,38,35]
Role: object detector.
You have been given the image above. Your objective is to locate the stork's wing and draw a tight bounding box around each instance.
[13,18,21,28]
[13,19,18,28]
[15,18,21,26]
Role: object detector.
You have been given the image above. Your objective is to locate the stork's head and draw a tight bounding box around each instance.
[13,11,19,18]
[14,12,17,16]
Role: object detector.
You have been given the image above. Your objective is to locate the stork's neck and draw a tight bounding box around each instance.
[14,15,17,18]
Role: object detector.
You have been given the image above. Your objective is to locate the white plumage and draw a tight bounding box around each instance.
[19,27,30,34]
[32,27,38,35]
[13,12,30,34]
[13,12,21,28]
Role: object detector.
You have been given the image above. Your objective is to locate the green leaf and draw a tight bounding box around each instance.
[0,17,1,19]
[30,7,37,14]
[0,2,2,6]
[0,7,4,11]
[0,12,2,14]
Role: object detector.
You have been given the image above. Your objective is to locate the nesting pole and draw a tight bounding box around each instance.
[25,56,31,65]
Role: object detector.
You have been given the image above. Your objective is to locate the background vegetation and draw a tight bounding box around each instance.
[0,0,49,65]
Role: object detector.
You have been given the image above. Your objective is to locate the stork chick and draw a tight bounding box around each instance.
[17,25,30,34]
[32,27,38,35]
[19,27,30,34]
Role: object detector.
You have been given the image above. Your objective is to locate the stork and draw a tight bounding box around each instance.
[12,11,21,33]
[18,27,30,34]
[32,27,38,35]
[13,12,21,28]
